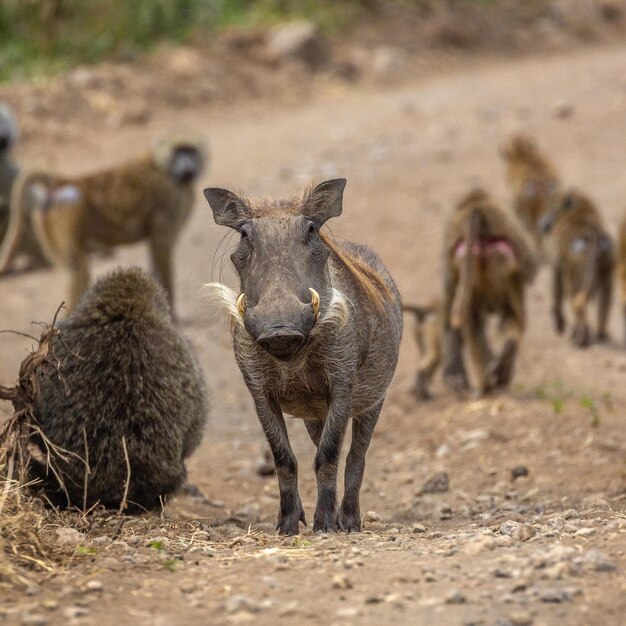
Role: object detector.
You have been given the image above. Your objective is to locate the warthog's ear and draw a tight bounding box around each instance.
[204,188,250,230]
[304,178,347,226]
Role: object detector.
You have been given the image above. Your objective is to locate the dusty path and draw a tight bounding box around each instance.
[2,44,626,625]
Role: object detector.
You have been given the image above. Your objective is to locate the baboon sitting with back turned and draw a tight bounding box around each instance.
[501,133,561,257]
[0,136,207,312]
[205,179,402,535]
[28,267,208,511]
[540,190,614,348]
[442,188,537,396]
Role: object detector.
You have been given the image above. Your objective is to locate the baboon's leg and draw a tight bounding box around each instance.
[67,253,90,311]
[552,263,565,334]
[597,272,612,342]
[252,394,305,536]
[304,419,324,447]
[571,295,590,348]
[416,349,440,400]
[339,399,383,533]
[491,296,524,389]
[466,305,493,396]
[442,268,469,392]
[313,385,352,533]
[149,232,175,309]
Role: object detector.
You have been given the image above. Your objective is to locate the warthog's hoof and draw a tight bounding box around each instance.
[313,508,342,533]
[276,506,307,536]
[339,508,361,533]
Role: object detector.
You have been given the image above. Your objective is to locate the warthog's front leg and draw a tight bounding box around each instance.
[313,387,352,532]
[340,399,383,532]
[253,394,306,535]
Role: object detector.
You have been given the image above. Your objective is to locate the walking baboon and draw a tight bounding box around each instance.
[403,301,442,400]
[501,134,561,256]
[0,105,52,273]
[619,218,626,345]
[0,136,207,311]
[442,188,536,396]
[30,267,208,511]
[540,190,614,347]
[205,179,402,535]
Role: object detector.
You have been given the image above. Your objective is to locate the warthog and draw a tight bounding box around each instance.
[205,179,402,535]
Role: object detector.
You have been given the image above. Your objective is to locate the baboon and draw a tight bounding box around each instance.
[540,190,614,347]
[0,105,52,273]
[403,301,442,400]
[619,218,626,345]
[0,136,207,311]
[501,134,561,256]
[205,179,402,535]
[442,188,536,396]
[30,267,208,511]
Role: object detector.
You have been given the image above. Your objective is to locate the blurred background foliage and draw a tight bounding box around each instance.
[0,0,380,80]
[0,0,499,81]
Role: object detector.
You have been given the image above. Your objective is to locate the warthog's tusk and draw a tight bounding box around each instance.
[309,288,320,319]
[236,293,246,317]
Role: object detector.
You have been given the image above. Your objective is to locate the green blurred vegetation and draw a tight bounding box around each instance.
[0,0,503,81]
[0,0,379,81]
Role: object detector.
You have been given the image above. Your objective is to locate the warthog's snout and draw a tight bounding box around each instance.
[257,325,306,358]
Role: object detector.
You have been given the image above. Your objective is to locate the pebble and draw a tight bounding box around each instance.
[63,606,90,619]
[412,523,427,533]
[511,466,529,480]
[84,580,103,592]
[580,549,616,572]
[420,471,449,494]
[539,588,571,603]
[445,590,467,604]
[54,528,86,546]
[552,100,574,119]
[332,574,352,590]
[363,511,381,523]
[226,595,261,614]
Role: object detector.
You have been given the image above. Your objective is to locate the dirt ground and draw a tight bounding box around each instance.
[2,42,626,625]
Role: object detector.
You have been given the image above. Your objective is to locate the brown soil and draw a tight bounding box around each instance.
[2,39,626,626]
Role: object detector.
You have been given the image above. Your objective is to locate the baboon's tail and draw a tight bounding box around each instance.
[450,207,483,329]
[0,170,52,273]
[572,232,600,315]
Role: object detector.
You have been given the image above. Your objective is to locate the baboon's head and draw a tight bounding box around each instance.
[0,105,18,154]
[153,136,208,185]
[500,134,538,164]
[205,179,346,360]
[539,189,594,234]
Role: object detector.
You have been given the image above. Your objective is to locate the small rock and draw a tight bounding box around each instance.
[264,21,328,70]
[54,528,86,546]
[336,606,360,618]
[332,574,352,590]
[445,590,467,604]
[85,580,103,592]
[91,536,112,547]
[412,523,427,534]
[364,510,381,523]
[278,601,298,617]
[499,520,535,541]
[511,466,529,480]
[580,549,616,572]
[256,449,275,477]
[63,606,90,620]
[420,471,449,494]
[539,588,570,603]
[574,527,596,538]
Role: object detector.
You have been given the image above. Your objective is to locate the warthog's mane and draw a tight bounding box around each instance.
[234,184,394,310]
